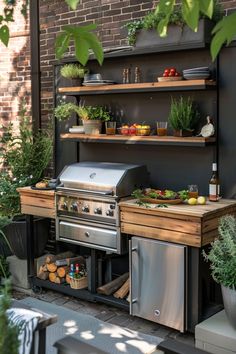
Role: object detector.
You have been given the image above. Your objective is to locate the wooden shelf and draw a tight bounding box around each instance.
[58,80,216,96]
[60,133,216,147]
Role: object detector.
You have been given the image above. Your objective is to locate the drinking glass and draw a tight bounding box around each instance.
[105,121,116,135]
[188,185,198,198]
[157,122,168,136]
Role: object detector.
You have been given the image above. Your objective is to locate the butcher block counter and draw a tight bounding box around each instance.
[17,187,55,219]
[119,198,236,247]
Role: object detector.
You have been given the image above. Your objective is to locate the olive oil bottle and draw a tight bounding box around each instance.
[209,163,220,202]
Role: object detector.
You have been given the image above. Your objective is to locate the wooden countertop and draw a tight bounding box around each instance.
[17,186,56,219]
[119,199,236,247]
[119,198,236,218]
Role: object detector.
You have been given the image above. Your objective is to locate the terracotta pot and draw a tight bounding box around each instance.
[173,129,193,137]
[83,120,102,135]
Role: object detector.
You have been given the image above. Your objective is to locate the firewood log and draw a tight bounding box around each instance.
[97,272,129,296]
[66,273,71,284]
[45,251,74,264]
[49,272,58,283]
[57,266,69,278]
[46,263,57,273]
[37,270,49,280]
[113,277,130,299]
[55,276,65,284]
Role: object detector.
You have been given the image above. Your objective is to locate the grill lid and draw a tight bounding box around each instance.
[58,161,149,197]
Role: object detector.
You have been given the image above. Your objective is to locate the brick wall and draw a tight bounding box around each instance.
[0,1,30,130]
[1,0,236,130]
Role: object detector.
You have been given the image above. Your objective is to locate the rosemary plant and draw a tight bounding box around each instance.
[168,96,200,131]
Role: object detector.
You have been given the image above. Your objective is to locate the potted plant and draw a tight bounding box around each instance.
[0,101,53,259]
[54,102,79,121]
[77,105,111,134]
[60,63,89,87]
[203,215,236,329]
[168,96,200,137]
[124,1,223,48]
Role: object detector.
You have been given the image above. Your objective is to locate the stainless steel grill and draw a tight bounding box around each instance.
[56,162,148,254]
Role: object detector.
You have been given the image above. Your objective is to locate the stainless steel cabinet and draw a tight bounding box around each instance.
[130,237,187,332]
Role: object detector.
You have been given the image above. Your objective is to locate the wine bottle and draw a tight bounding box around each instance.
[209,163,220,202]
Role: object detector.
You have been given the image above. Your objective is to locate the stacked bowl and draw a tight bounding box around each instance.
[183,67,210,80]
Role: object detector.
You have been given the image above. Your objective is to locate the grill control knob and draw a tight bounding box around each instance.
[106,209,114,217]
[94,207,102,215]
[62,202,68,211]
[71,203,78,211]
[82,205,89,213]
[110,204,115,210]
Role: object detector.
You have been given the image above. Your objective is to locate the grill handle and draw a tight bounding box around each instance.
[57,187,114,195]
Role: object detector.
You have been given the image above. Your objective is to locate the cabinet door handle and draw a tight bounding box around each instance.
[85,231,90,237]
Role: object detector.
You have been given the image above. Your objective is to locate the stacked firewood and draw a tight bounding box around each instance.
[37,251,85,285]
[97,272,130,300]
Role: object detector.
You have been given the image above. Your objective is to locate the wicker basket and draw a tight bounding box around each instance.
[70,276,88,290]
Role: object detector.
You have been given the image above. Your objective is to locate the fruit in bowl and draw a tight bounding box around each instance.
[120,125,130,135]
[136,124,151,136]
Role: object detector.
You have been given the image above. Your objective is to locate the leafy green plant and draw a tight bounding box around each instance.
[54,102,79,121]
[0,101,53,218]
[168,96,200,131]
[203,215,236,289]
[125,1,223,47]
[0,279,20,354]
[60,63,88,79]
[77,106,111,122]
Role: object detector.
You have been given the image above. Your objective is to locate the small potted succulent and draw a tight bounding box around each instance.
[60,63,89,86]
[168,96,200,137]
[77,105,111,135]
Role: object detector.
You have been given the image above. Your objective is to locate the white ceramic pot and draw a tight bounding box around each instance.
[82,120,102,135]
[221,284,236,330]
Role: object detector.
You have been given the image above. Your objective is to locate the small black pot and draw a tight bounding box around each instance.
[4,217,50,260]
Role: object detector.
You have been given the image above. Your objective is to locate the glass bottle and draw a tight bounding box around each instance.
[69,264,75,278]
[209,162,220,202]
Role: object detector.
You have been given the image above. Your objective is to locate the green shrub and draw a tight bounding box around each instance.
[203,215,236,289]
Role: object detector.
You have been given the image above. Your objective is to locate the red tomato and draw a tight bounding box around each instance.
[170,68,176,75]
[163,72,169,77]
[169,72,175,77]
[175,72,180,77]
[164,69,170,74]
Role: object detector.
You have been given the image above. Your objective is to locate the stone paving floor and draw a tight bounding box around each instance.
[13,287,195,350]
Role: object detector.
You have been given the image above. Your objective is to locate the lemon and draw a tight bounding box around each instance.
[197,196,206,205]
[188,198,197,205]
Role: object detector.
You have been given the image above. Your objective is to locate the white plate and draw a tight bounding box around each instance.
[83,82,114,86]
[69,127,85,133]
[183,66,209,72]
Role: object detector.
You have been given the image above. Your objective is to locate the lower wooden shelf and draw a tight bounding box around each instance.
[31,278,129,310]
[60,133,216,147]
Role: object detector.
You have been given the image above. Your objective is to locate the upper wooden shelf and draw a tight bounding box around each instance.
[58,80,216,96]
[60,134,216,147]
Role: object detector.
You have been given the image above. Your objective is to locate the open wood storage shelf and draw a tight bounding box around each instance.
[60,134,216,147]
[58,79,216,96]
[32,278,129,310]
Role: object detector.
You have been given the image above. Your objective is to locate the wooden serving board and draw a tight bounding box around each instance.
[119,198,236,247]
[140,197,182,204]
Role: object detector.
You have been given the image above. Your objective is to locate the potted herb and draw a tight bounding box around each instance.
[124,1,223,48]
[77,106,111,135]
[54,102,79,121]
[203,215,236,329]
[168,96,200,137]
[0,101,52,259]
[60,63,89,87]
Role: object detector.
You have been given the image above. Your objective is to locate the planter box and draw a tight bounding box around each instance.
[135,19,214,49]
